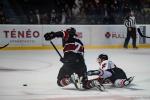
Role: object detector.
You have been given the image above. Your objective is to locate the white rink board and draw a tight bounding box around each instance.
[0,25,150,47]
[0,25,42,46]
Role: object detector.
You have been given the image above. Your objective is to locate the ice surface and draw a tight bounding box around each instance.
[0,49,150,100]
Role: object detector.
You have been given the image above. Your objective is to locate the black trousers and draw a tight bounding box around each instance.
[107,67,127,83]
[124,27,137,48]
[57,61,87,81]
[57,53,88,87]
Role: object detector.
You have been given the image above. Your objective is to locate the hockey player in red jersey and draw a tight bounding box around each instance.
[87,54,134,88]
[44,27,104,91]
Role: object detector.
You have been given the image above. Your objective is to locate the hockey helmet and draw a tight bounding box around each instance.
[66,27,77,37]
[98,54,108,60]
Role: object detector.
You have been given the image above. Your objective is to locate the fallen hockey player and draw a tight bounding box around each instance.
[87,54,134,88]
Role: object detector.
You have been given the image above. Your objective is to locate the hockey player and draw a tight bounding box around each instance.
[87,54,134,88]
[44,27,104,91]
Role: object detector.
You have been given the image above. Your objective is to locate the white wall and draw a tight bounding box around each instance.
[0,25,149,47]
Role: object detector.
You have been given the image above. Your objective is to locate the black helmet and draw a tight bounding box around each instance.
[98,54,108,60]
[66,27,77,37]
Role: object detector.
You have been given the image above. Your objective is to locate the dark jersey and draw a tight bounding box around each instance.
[52,31,84,56]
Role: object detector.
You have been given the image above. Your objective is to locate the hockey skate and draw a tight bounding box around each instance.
[92,80,105,91]
[70,73,82,89]
[124,76,134,86]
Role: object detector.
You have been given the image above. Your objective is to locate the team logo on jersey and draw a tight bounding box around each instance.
[102,63,106,69]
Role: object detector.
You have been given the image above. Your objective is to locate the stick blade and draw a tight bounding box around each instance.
[0,43,9,49]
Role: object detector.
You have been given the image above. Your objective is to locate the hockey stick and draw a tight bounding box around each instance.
[50,40,63,59]
[0,43,9,49]
[137,28,150,38]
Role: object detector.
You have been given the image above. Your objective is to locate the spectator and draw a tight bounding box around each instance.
[35,9,41,24]
[0,4,8,24]
[27,10,36,24]
[50,9,58,24]
[0,9,7,24]
[72,4,80,23]
[60,9,67,24]
[41,12,50,24]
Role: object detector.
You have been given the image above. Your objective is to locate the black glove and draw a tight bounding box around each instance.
[44,32,54,40]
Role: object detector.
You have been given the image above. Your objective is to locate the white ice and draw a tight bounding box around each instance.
[0,49,150,100]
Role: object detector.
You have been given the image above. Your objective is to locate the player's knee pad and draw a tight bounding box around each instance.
[57,78,71,87]
[114,79,126,88]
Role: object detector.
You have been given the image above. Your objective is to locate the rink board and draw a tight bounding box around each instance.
[0,25,150,50]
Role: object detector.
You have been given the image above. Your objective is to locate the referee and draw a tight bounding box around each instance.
[123,11,138,49]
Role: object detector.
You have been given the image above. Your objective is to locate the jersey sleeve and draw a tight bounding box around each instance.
[52,31,64,38]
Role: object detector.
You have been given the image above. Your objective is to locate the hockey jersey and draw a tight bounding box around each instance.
[98,60,116,79]
[62,31,84,55]
[99,60,116,70]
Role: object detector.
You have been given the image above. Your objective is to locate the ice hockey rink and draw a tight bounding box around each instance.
[0,48,150,100]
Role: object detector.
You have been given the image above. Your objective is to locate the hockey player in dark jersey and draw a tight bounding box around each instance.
[44,27,104,91]
[87,54,134,88]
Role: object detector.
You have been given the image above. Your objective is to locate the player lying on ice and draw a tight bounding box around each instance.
[87,54,134,88]
[44,27,105,91]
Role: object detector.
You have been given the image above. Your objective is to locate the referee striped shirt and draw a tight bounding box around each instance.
[124,16,136,28]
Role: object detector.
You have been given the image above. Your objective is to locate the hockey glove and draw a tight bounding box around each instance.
[44,32,55,40]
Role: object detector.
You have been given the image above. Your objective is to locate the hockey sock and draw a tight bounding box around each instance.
[114,79,126,88]
[59,78,71,87]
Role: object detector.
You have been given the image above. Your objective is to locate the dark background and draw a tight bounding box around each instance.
[0,0,150,24]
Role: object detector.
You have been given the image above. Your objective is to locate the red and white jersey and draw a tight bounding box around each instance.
[62,31,84,55]
[99,60,116,70]
[63,42,84,55]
